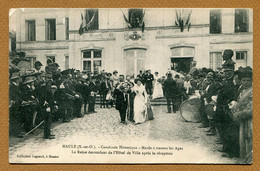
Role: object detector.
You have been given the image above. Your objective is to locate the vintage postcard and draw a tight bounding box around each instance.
[8,8,253,164]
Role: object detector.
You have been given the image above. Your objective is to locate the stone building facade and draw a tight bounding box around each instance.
[15,8,253,76]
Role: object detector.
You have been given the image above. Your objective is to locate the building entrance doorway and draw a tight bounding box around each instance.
[171,57,193,73]
[170,46,195,74]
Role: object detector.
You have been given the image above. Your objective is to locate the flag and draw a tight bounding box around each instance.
[185,10,192,25]
[78,9,96,35]
[79,10,87,35]
[175,9,192,32]
[121,9,131,28]
[175,10,179,26]
[140,10,146,32]
[141,22,145,33]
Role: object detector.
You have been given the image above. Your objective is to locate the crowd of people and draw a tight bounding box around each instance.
[9,49,252,163]
[170,49,252,163]
[9,58,158,140]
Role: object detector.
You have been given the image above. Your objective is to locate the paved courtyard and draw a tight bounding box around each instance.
[9,106,238,164]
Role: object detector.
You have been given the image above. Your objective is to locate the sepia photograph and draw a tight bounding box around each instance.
[8,8,253,164]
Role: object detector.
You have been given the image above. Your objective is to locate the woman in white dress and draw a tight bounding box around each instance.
[133,78,148,124]
[152,72,164,99]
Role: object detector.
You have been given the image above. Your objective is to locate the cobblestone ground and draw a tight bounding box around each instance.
[9,106,238,164]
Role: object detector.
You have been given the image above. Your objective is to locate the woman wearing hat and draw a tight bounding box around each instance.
[230,67,253,163]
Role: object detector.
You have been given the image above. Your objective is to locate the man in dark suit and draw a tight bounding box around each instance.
[82,78,90,114]
[162,73,178,113]
[214,65,239,158]
[74,78,84,118]
[114,83,129,124]
[144,69,154,97]
[137,70,144,84]
[9,72,22,136]
[88,76,98,113]
[20,75,37,133]
[35,73,56,139]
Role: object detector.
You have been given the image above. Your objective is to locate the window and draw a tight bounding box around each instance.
[65,18,69,40]
[28,57,36,69]
[128,9,143,28]
[235,9,248,32]
[210,9,222,34]
[46,56,55,64]
[65,56,69,69]
[85,9,99,30]
[82,49,102,74]
[235,51,247,68]
[210,52,222,70]
[125,48,146,76]
[25,20,36,41]
[236,51,247,60]
[46,19,56,40]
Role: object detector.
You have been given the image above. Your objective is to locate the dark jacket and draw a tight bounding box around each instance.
[144,74,154,88]
[114,89,128,111]
[163,78,178,98]
[214,76,238,123]
[34,83,55,110]
[204,80,222,103]
[89,81,98,93]
[100,80,112,94]
[81,83,90,101]
[9,82,22,104]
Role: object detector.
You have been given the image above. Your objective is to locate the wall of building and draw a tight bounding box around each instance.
[15,8,253,76]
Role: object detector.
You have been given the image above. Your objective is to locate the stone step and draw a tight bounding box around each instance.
[95,95,167,105]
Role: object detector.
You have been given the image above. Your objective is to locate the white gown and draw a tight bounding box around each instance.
[133,84,148,124]
[152,75,164,99]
